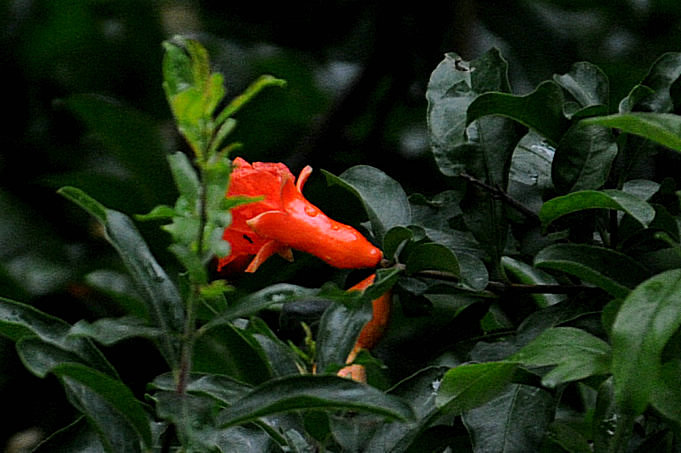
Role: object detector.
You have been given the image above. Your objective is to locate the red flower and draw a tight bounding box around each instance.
[219,157,382,273]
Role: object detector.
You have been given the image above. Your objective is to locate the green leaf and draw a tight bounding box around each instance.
[406,242,460,277]
[539,189,656,229]
[551,124,618,193]
[581,112,681,152]
[53,363,152,452]
[0,296,117,378]
[534,243,649,299]
[151,372,253,407]
[315,291,373,373]
[501,256,565,307]
[68,316,163,346]
[58,187,184,368]
[216,375,416,428]
[435,361,517,414]
[216,74,287,124]
[364,366,450,453]
[383,226,414,260]
[510,327,611,387]
[167,151,200,204]
[622,52,681,113]
[202,284,317,331]
[426,49,512,177]
[466,80,570,146]
[324,165,411,242]
[553,61,609,118]
[545,421,594,453]
[611,269,681,414]
[31,417,107,453]
[461,384,554,453]
[592,377,635,453]
[193,322,272,385]
[649,359,681,424]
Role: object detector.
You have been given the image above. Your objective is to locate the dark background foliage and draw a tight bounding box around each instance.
[2,0,681,448]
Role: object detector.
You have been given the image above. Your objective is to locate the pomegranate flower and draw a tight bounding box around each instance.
[218,157,382,273]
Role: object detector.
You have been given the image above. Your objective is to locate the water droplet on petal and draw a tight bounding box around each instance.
[305,206,318,217]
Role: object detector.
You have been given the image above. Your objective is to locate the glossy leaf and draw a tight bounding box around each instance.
[203,283,316,331]
[53,363,152,453]
[32,417,107,453]
[534,243,649,298]
[552,124,618,193]
[406,242,488,290]
[151,372,253,407]
[324,165,411,242]
[582,112,681,152]
[435,361,517,414]
[315,291,373,373]
[68,316,163,346]
[193,322,272,385]
[0,297,117,378]
[466,80,569,145]
[462,384,554,453]
[553,61,609,118]
[539,189,656,229]
[510,327,611,387]
[58,186,184,367]
[217,375,416,428]
[364,366,450,453]
[501,256,565,307]
[426,49,512,177]
[611,269,681,414]
[622,52,681,113]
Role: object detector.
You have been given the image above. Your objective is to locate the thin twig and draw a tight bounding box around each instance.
[460,172,541,224]
[412,269,597,295]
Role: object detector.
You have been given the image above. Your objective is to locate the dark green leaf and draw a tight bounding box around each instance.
[202,283,316,331]
[466,80,570,145]
[592,377,635,453]
[611,269,681,414]
[0,297,117,378]
[501,256,565,307]
[364,366,450,453]
[53,363,151,452]
[193,322,272,385]
[32,417,107,453]
[406,243,460,277]
[150,372,253,407]
[539,189,656,229]
[552,124,618,193]
[649,359,681,424]
[59,187,184,367]
[324,165,411,242]
[217,375,416,428]
[545,421,593,453]
[315,292,373,373]
[582,112,681,152]
[68,316,163,346]
[510,327,611,387]
[534,243,649,298]
[553,61,609,118]
[383,226,414,260]
[435,361,517,414]
[626,52,681,113]
[426,49,511,177]
[461,384,554,453]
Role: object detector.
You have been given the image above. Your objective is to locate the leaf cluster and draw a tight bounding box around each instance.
[2,38,681,452]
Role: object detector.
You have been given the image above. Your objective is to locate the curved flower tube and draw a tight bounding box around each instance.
[219,157,382,273]
[337,274,392,382]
